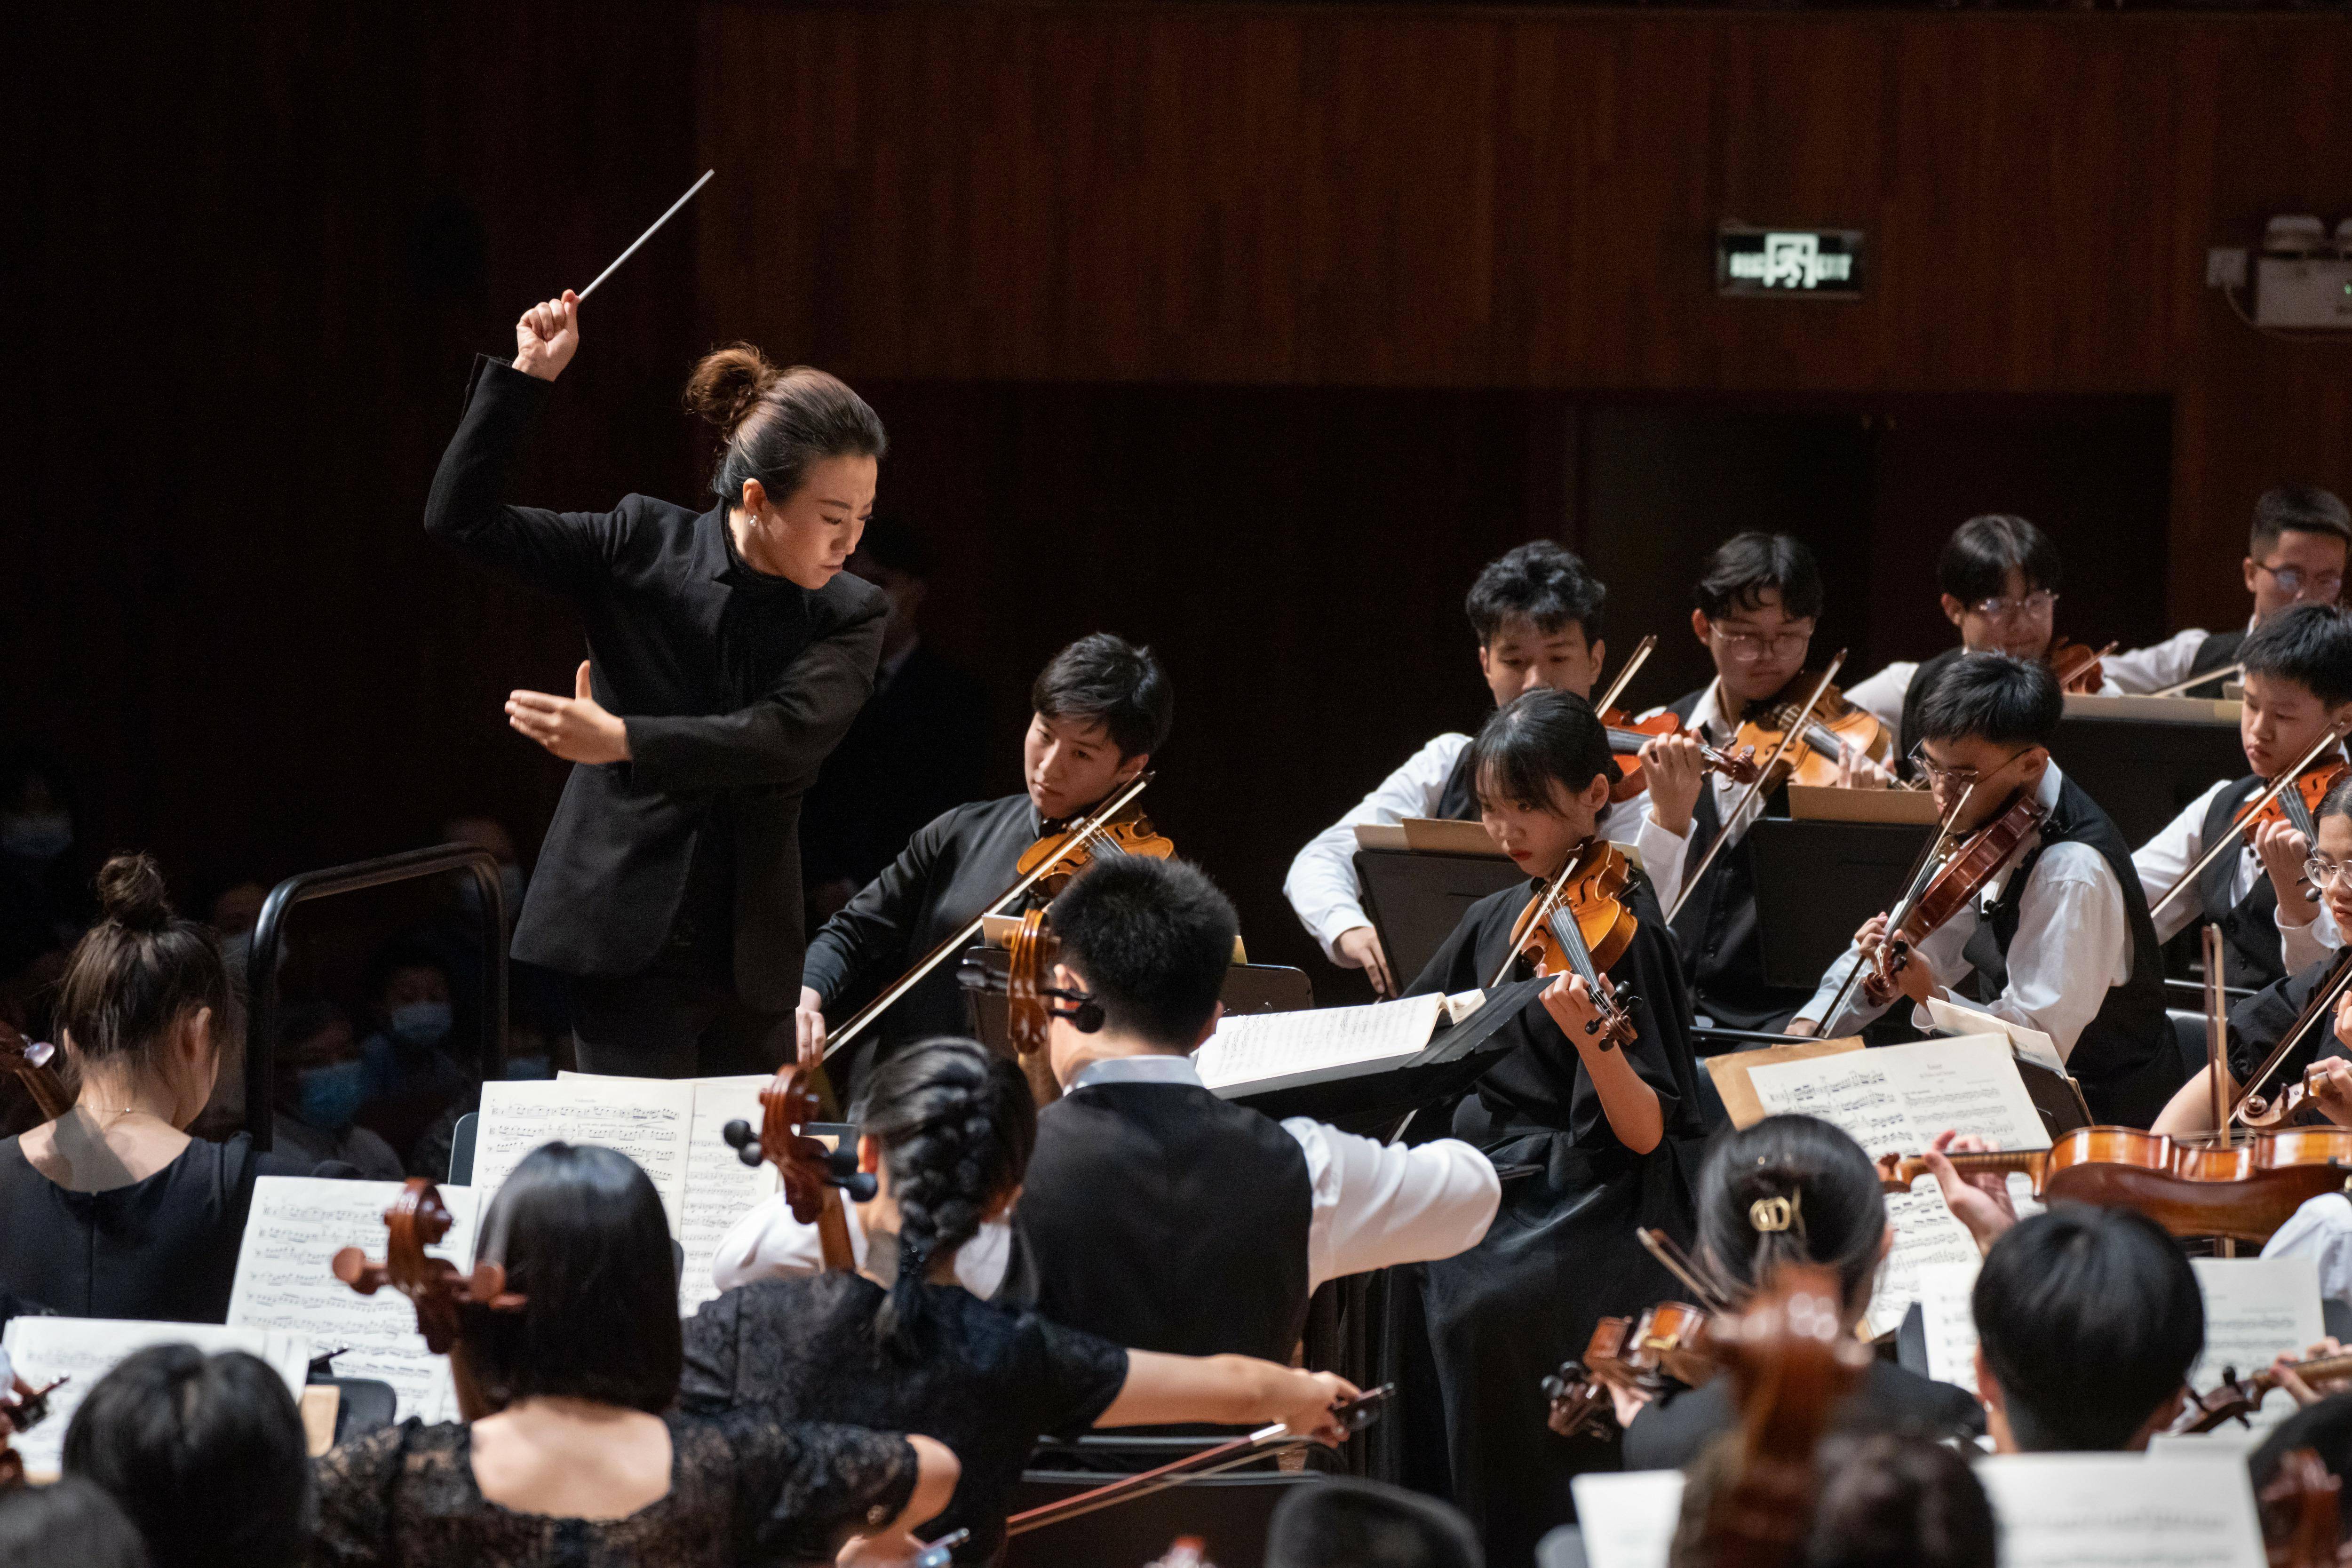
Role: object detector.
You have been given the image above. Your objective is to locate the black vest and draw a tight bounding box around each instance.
[1661,691,1810,1032]
[1963,775,2172,1117]
[2198,775,2291,992]
[1898,647,1969,766]
[2178,629,2246,700]
[1437,740,1481,821]
[1001,1081,1314,1363]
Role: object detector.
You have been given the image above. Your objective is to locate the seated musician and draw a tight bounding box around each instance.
[2132,602,2352,995]
[682,1037,1363,1565]
[1843,513,2117,753]
[1403,687,1709,1567]
[0,854,335,1324]
[315,1141,962,1568]
[799,632,1171,1096]
[2107,485,2352,698]
[1646,532,1892,1032]
[1971,1206,2203,1452]
[1667,1433,1997,1568]
[1613,1115,1982,1470]
[1286,540,1692,997]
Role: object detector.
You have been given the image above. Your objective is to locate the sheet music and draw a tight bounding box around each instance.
[1569,1470,1685,1568]
[1193,993,1444,1090]
[2188,1257,2325,1433]
[1915,1259,1983,1392]
[474,1077,696,1231]
[1925,996,2069,1077]
[1,1319,310,1479]
[1977,1454,2265,1568]
[680,1075,782,1313]
[226,1177,480,1423]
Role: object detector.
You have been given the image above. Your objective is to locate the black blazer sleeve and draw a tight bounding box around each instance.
[421,355,627,593]
[801,805,963,1009]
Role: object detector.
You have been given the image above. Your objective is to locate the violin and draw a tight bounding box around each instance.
[1826,785,2042,1017]
[1602,710,1761,803]
[824,772,1158,1067]
[722,1062,880,1273]
[955,907,1094,1108]
[1730,675,1896,790]
[2240,761,2349,846]
[1876,1124,2352,1245]
[2152,724,2352,928]
[0,1369,64,1490]
[1496,837,1641,1049]
[0,1020,71,1124]
[333,1178,527,1420]
[2047,637,2116,695]
[1543,1300,1714,1440]
[2235,948,2352,1130]
[2179,1346,2352,1434]
[1011,796,1174,896]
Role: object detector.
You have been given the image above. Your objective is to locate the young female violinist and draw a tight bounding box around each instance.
[1792,653,2178,1126]
[798,633,1173,1096]
[1284,541,1699,996]
[2131,602,2352,993]
[1401,686,1708,1568]
[1614,1115,1983,1471]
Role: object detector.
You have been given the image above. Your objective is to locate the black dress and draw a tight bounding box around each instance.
[0,1133,317,1323]
[678,1273,1129,1564]
[1621,1359,1984,1471]
[1404,870,1709,1568]
[310,1409,915,1568]
[2228,948,2352,1091]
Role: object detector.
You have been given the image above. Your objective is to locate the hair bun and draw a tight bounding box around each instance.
[95,852,174,933]
[683,343,784,439]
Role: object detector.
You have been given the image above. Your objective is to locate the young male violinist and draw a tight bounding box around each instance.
[2130,603,2352,992]
[2107,486,2352,698]
[798,632,1169,1096]
[1842,513,2118,756]
[1284,541,1701,996]
[1791,653,2178,1127]
[1642,532,1891,1033]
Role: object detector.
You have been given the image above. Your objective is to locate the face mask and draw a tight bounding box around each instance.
[388,1001,453,1049]
[503,1054,553,1082]
[296,1060,368,1132]
[0,812,72,862]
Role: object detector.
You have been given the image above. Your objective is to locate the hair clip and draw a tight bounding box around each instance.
[1749,1193,1800,1234]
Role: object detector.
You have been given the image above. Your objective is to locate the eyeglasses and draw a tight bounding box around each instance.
[2304,855,2352,890]
[1967,591,2060,624]
[2255,563,2345,601]
[1908,743,2031,795]
[1711,627,1812,661]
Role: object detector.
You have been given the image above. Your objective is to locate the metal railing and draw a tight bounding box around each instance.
[244,844,508,1152]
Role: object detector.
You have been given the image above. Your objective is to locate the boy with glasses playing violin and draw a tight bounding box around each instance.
[2107,485,2352,699]
[1844,514,2120,759]
[1285,541,1697,997]
[797,633,1170,1097]
[2131,603,2352,997]
[1791,653,2179,1128]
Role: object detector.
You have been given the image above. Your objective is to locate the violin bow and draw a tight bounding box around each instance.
[2206,925,2233,1137]
[2227,946,2352,1125]
[823,771,1155,1062]
[2150,720,2351,922]
[1664,653,1846,926]
[1812,780,1973,1035]
[1002,1385,1395,1538]
[1491,868,1573,991]
[1593,635,1659,717]
[2145,661,2245,700]
[576,171,715,302]
[1637,1226,1729,1313]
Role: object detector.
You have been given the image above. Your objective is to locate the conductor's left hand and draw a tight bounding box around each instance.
[508,661,631,764]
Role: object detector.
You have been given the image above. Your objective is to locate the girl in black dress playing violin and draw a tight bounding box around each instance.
[1404,687,1708,1567]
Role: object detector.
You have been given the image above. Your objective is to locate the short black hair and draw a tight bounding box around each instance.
[1048,856,1235,1050]
[0,1476,151,1568]
[1973,1204,2202,1451]
[1265,1477,1482,1568]
[1696,1115,1886,1314]
[62,1345,311,1568]
[2251,484,2352,557]
[1468,688,1615,812]
[1464,540,1607,645]
[1801,1433,1997,1568]
[1693,533,1824,621]
[1913,652,2064,749]
[2321,773,2352,831]
[469,1142,683,1414]
[2243,602,2352,708]
[1938,514,2062,605]
[1032,633,1173,761]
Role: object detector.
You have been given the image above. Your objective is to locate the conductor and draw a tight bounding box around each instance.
[424,290,889,1078]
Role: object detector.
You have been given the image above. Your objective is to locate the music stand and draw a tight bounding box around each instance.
[1746,818,1938,989]
[2050,704,2243,847]
[1353,849,1524,990]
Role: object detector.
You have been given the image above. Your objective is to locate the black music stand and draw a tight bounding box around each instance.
[1747,818,1938,990]
[1353,848,1525,990]
[2050,709,2242,847]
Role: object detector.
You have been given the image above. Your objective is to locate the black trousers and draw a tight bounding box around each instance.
[570,931,791,1080]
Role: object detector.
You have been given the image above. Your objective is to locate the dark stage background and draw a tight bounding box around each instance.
[8,2,2348,1004]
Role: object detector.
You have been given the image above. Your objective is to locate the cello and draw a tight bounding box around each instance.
[331,1178,527,1421]
[720,1062,879,1273]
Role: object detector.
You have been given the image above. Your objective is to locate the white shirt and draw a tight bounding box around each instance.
[1842,649,2126,730]
[1282,731,1681,962]
[2104,621,2249,696]
[1794,764,2132,1057]
[2264,1193,2352,1305]
[1629,681,1775,914]
[2130,777,2341,970]
[708,1055,1502,1301]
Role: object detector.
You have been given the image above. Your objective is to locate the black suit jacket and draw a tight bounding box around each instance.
[423,355,887,1009]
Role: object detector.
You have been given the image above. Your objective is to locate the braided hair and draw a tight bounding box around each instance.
[858,1037,1037,1359]
[1694,1114,1887,1314]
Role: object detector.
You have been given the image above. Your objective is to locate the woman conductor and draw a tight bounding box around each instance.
[424,289,888,1079]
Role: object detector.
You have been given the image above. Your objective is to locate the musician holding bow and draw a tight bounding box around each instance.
[1791,654,2178,1127]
